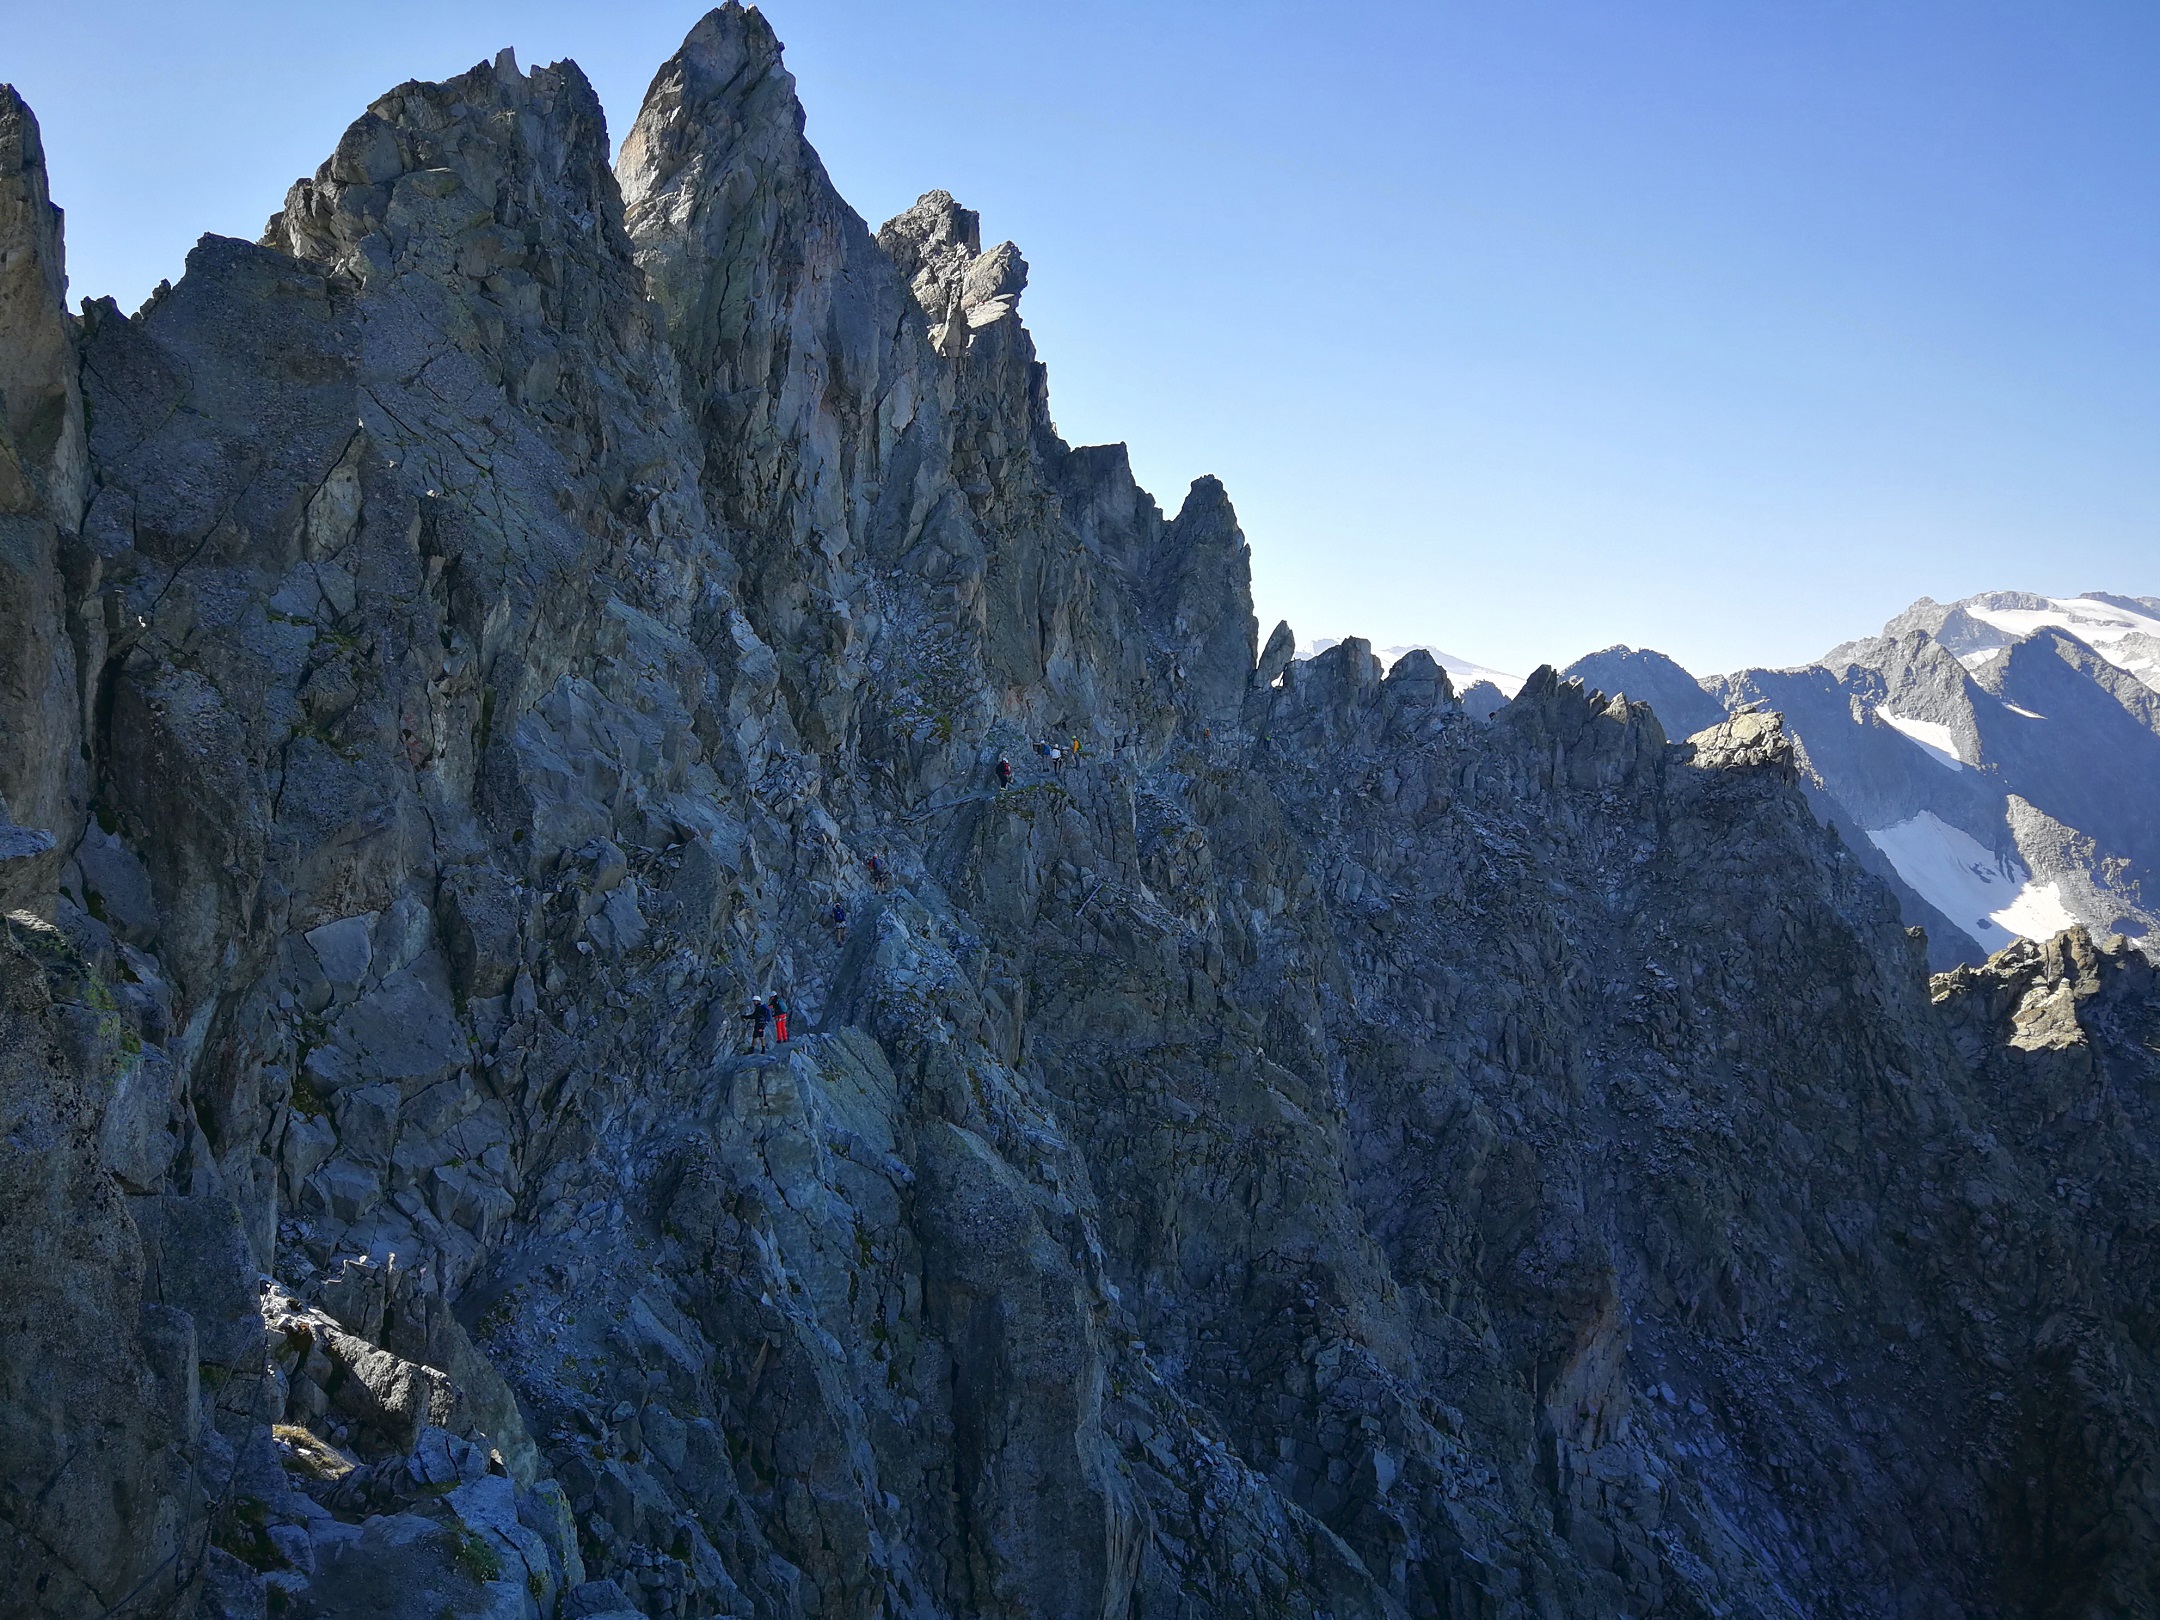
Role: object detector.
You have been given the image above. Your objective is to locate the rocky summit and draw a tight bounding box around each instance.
[3,11,2158,1619]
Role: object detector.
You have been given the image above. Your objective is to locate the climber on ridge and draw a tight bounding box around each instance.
[997,757,1012,789]
[771,993,790,1044]
[832,902,849,945]
[744,997,770,1054]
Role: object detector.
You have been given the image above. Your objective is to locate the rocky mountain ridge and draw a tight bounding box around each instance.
[3,12,2158,1620]
[1567,589,2160,969]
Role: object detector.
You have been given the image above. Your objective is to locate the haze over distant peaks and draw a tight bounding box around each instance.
[1840,590,2160,691]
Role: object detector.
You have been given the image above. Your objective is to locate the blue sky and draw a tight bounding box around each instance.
[8,1,2155,677]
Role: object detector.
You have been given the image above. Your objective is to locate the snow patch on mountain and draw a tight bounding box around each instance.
[1876,708,1968,770]
[1995,879,2083,943]
[1566,587,2160,968]
[1958,593,2160,691]
[1865,812,2077,951]
[1961,592,2160,648]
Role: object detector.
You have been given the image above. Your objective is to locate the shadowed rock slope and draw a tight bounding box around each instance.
[3,12,2158,1619]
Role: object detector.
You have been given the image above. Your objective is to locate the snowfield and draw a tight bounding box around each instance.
[1963,594,2160,690]
[1865,812,2079,952]
[1565,586,2160,964]
[1876,707,1968,770]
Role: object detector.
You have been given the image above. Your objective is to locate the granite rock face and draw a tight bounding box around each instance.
[0,88,88,911]
[4,12,2160,1619]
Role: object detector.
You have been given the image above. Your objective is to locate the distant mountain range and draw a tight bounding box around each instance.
[1565,591,2160,967]
[1301,637,1523,715]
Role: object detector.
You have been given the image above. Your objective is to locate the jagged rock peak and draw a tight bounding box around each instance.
[250,36,686,505]
[0,84,85,910]
[1256,618,1297,687]
[263,45,631,299]
[879,188,1029,355]
[618,2,805,259]
[619,2,865,401]
[1153,473,1259,733]
[1381,644,1453,706]
[882,186,979,264]
[642,0,789,111]
[1559,645,1727,738]
[10,22,2160,1618]
[0,85,84,525]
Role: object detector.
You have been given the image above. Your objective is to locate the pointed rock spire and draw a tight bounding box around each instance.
[1150,476,1259,735]
[0,86,87,909]
[1256,619,1297,688]
[619,2,831,382]
[878,189,1028,348]
[0,86,84,524]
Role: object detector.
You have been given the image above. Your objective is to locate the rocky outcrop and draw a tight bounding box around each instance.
[0,88,89,911]
[1929,929,2160,1619]
[0,915,198,1617]
[3,11,2159,1619]
[1560,644,1724,739]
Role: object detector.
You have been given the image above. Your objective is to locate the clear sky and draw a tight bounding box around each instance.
[8,1,2156,678]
